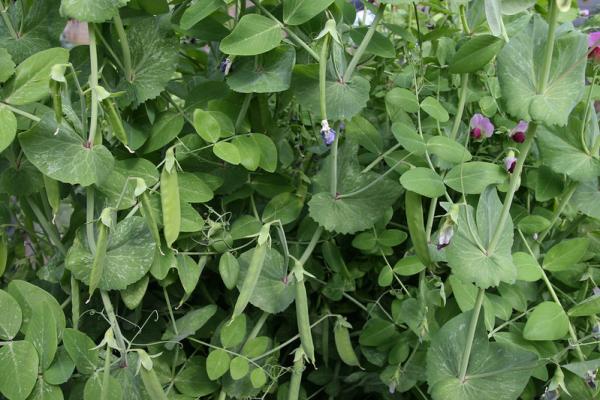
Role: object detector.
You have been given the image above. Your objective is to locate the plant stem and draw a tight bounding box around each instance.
[537,0,558,93]
[459,4,470,34]
[235,93,253,131]
[330,134,339,197]
[26,198,66,255]
[450,74,469,140]
[458,288,485,382]
[319,35,330,121]
[342,3,386,83]
[299,227,323,265]
[113,12,132,81]
[86,187,96,252]
[71,276,80,329]
[0,3,17,39]
[535,182,578,244]
[100,290,128,366]
[247,312,269,341]
[361,142,402,173]
[88,23,99,146]
[1,102,41,122]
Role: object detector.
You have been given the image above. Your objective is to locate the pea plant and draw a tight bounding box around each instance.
[0,0,599,399]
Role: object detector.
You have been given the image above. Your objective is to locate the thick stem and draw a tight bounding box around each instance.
[71,276,80,329]
[26,198,66,255]
[113,12,133,81]
[100,290,128,366]
[450,74,469,140]
[88,24,99,145]
[342,3,386,83]
[537,1,559,93]
[235,93,252,131]
[458,288,485,382]
[299,227,323,265]
[1,102,41,122]
[330,135,339,197]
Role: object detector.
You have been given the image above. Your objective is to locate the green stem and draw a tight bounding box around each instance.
[113,12,132,81]
[71,276,80,329]
[235,93,253,131]
[217,390,227,400]
[330,134,339,197]
[535,182,578,244]
[88,24,99,145]
[100,290,128,366]
[101,342,112,400]
[0,4,17,39]
[247,312,268,341]
[319,35,330,121]
[459,4,470,34]
[588,70,600,156]
[487,124,538,254]
[299,226,323,265]
[458,288,485,382]
[1,102,41,122]
[450,74,469,140]
[86,187,96,253]
[537,1,559,93]
[425,197,438,242]
[361,143,402,173]
[342,3,386,83]
[26,198,66,255]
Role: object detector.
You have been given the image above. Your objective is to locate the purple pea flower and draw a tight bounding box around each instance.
[585,370,597,389]
[509,120,528,143]
[469,114,494,140]
[219,58,232,75]
[320,120,336,146]
[590,32,600,62]
[580,8,590,17]
[504,151,517,173]
[437,220,454,250]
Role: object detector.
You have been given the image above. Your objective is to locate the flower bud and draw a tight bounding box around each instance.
[470,114,494,140]
[504,151,517,173]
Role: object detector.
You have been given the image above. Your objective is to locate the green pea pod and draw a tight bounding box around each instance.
[140,192,163,254]
[294,266,315,364]
[161,149,180,248]
[334,320,361,367]
[405,191,432,267]
[140,367,168,400]
[88,220,109,299]
[103,98,128,146]
[232,241,267,319]
[43,175,60,218]
[0,231,7,278]
[287,347,305,400]
[50,79,62,123]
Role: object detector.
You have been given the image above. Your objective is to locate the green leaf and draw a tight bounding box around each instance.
[177,255,202,295]
[444,162,507,194]
[19,115,115,186]
[227,45,295,93]
[449,35,504,73]
[523,301,569,341]
[262,192,303,225]
[0,108,16,153]
[283,0,334,25]
[446,187,516,288]
[359,318,398,347]
[386,88,420,115]
[66,216,155,290]
[393,256,425,276]
[500,0,536,14]
[252,133,278,172]
[232,136,260,171]
[391,122,426,154]
[25,303,57,370]
[116,18,178,107]
[213,141,241,165]
[420,97,449,122]
[220,14,283,56]
[62,328,99,374]
[537,104,600,182]
[349,28,395,58]
[427,311,536,400]
[237,247,295,314]
[120,275,149,310]
[250,368,267,389]
[180,0,224,30]
[140,111,185,154]
[193,109,221,143]
[26,378,63,400]
[220,314,246,349]
[206,349,231,381]
[427,136,472,164]
[0,48,15,83]
[292,64,370,121]
[161,306,218,350]
[0,341,39,400]
[4,48,69,105]
[229,356,249,380]
[44,348,75,386]
[542,238,589,272]
[219,252,240,290]
[0,289,22,340]
[96,158,159,210]
[0,160,44,196]
[513,252,542,282]
[517,215,550,234]
[60,0,124,22]
[568,295,600,317]
[178,172,213,203]
[497,16,587,126]
[83,373,122,400]
[399,168,445,198]
[345,115,383,154]
[174,356,219,397]
[572,181,600,220]
[308,143,402,234]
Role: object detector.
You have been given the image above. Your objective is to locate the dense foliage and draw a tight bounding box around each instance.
[0,0,600,399]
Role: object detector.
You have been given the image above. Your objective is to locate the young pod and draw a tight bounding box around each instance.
[50,79,62,123]
[334,318,361,367]
[102,98,128,147]
[293,264,315,364]
[232,241,267,319]
[140,191,163,254]
[43,175,60,219]
[140,366,168,400]
[405,191,432,267]
[160,147,180,248]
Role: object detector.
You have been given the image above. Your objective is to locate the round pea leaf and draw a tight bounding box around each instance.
[213,142,241,165]
[420,97,449,122]
[60,0,124,22]
[220,14,283,56]
[283,0,335,25]
[444,162,507,194]
[174,356,219,397]
[19,115,115,186]
[65,216,156,290]
[0,289,22,340]
[449,34,504,74]
[206,349,231,381]
[0,108,16,153]
[83,373,123,400]
[0,341,39,400]
[427,136,472,164]
[400,168,446,198]
[236,247,295,314]
[523,301,569,341]
[227,45,296,93]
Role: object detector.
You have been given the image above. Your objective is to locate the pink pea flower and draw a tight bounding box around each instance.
[509,120,528,143]
[589,32,600,62]
[580,9,590,17]
[470,114,494,140]
[504,151,517,173]
[437,220,454,250]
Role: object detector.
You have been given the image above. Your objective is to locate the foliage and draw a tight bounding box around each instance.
[0,0,599,399]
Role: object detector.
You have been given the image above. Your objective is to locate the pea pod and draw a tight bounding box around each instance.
[405,191,432,267]
[88,209,111,300]
[287,347,305,400]
[293,264,315,364]
[50,79,62,123]
[0,231,7,278]
[334,318,361,367]
[140,366,168,400]
[232,241,267,319]
[140,191,163,254]
[161,148,180,248]
[43,175,60,218]
[102,98,128,147]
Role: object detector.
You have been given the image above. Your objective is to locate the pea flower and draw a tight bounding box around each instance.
[542,388,559,400]
[592,322,600,339]
[509,120,528,143]
[504,151,517,173]
[320,120,336,146]
[580,8,590,17]
[219,58,232,75]
[470,114,494,139]
[590,32,600,62]
[437,222,454,250]
[585,370,597,389]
